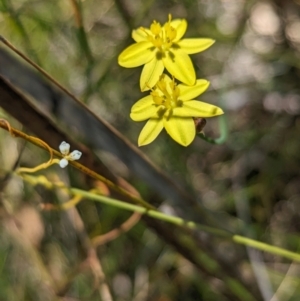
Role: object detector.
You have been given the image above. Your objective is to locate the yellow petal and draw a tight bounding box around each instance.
[138,118,164,146]
[173,101,224,117]
[163,49,195,85]
[131,95,153,113]
[177,38,215,54]
[130,96,157,121]
[170,19,187,42]
[132,28,151,42]
[163,117,195,146]
[140,56,164,91]
[118,41,154,67]
[178,79,210,101]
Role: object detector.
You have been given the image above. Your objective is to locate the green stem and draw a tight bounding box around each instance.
[197,114,228,144]
[70,0,93,64]
[71,188,300,263]
[233,235,300,261]
[72,188,230,238]
[69,0,94,103]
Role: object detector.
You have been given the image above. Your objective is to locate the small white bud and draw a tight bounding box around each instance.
[69,150,82,161]
[59,141,70,155]
[59,158,69,168]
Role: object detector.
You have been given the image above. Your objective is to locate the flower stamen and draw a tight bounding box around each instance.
[150,75,182,117]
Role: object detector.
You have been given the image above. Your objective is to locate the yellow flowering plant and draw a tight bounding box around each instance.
[130,74,224,146]
[118,14,215,91]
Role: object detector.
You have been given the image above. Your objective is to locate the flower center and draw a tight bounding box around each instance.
[144,14,177,51]
[151,75,182,118]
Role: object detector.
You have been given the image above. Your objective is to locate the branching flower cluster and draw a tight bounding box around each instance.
[118,14,224,146]
[59,141,82,168]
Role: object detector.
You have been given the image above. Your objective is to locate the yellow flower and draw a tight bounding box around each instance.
[118,14,215,91]
[130,74,224,146]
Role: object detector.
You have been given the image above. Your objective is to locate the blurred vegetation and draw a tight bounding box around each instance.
[1,0,300,300]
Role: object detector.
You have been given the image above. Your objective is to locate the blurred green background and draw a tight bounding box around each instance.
[0,0,300,300]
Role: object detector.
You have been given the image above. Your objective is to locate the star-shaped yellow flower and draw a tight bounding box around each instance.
[130,74,224,146]
[118,14,215,91]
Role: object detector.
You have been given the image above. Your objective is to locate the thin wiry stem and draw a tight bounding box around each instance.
[0,119,155,210]
[91,212,141,247]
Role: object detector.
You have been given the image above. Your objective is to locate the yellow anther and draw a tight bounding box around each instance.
[174,86,180,99]
[150,21,161,36]
[151,91,164,105]
[144,15,177,51]
[166,26,176,42]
